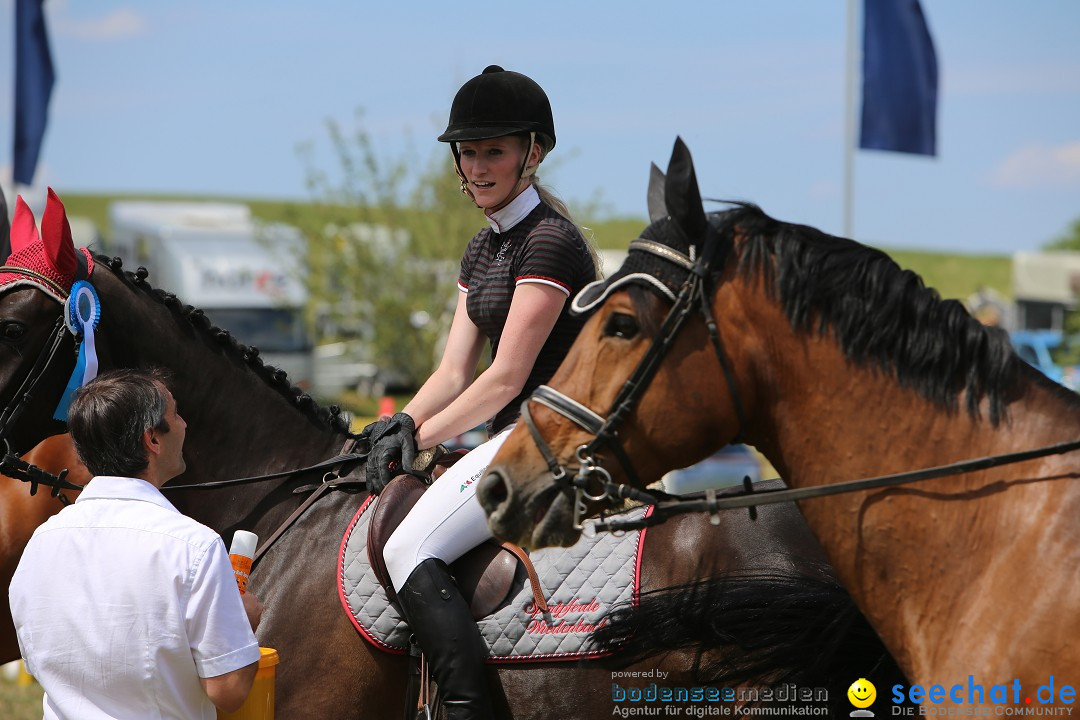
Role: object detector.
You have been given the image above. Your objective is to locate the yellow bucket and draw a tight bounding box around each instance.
[218,647,279,720]
[17,660,35,686]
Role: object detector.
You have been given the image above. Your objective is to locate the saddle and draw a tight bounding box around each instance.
[367,464,548,621]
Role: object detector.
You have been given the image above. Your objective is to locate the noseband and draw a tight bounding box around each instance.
[520,235,747,528]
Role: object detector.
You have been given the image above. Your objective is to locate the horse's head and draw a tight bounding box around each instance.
[0,190,96,452]
[480,138,762,548]
[481,135,1030,550]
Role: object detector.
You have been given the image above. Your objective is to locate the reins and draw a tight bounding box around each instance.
[164,443,370,563]
[582,437,1080,534]
[162,450,367,491]
[0,451,84,506]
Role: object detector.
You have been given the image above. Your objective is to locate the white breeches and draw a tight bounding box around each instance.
[384,426,513,593]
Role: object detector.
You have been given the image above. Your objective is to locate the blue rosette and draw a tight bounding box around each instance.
[53,281,103,421]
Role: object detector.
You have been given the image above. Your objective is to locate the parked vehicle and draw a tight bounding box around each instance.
[445,424,488,453]
[313,340,413,399]
[661,444,763,495]
[1009,330,1078,390]
[108,201,313,388]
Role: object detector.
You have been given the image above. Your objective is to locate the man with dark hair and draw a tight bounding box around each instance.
[9,369,264,719]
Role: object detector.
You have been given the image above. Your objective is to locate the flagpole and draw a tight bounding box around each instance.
[843,0,858,239]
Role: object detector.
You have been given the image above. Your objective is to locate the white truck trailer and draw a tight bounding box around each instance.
[107,201,313,388]
[1012,250,1080,331]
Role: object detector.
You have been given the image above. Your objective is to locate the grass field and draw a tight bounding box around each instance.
[57,192,1013,303]
[0,672,44,720]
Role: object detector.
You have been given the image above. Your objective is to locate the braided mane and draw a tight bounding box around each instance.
[96,254,352,435]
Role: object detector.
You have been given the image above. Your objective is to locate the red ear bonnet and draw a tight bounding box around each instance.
[9,196,41,255]
[40,188,79,280]
[0,188,95,302]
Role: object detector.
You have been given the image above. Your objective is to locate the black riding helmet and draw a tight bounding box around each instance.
[438,65,555,149]
[439,66,555,198]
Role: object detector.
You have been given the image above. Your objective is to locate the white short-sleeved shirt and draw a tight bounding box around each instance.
[9,475,261,720]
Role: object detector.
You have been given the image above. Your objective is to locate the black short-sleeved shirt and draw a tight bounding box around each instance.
[458,201,596,434]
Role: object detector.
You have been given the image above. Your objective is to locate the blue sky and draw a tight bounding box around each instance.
[1,0,1078,254]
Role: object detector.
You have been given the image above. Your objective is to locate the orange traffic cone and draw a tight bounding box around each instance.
[377,396,395,420]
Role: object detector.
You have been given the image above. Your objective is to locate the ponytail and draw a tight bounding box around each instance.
[533,177,603,281]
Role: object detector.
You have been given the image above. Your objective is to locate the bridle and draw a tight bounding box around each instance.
[0,310,85,506]
[0,253,94,450]
[0,313,70,449]
[520,227,747,529]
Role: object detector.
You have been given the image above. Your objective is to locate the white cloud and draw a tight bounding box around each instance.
[57,8,146,41]
[990,141,1080,188]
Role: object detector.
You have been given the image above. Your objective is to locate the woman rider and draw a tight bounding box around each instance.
[361,65,599,718]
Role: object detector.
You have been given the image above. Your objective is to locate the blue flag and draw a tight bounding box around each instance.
[14,0,56,186]
[860,0,938,156]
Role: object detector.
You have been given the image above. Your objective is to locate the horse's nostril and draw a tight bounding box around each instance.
[478,468,509,510]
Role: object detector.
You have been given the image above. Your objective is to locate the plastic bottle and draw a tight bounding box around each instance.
[229,530,258,595]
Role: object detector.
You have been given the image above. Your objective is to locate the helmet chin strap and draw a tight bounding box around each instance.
[518,132,539,179]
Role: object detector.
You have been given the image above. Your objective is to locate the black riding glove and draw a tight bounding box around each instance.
[358,413,399,447]
[362,412,418,493]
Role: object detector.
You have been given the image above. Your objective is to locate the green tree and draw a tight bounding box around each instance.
[1045,213,1080,366]
[1044,216,1080,251]
[295,112,483,391]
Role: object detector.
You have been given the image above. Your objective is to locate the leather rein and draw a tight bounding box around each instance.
[519,235,1080,534]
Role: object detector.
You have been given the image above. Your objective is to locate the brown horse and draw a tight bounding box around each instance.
[0,434,86,663]
[481,139,1080,697]
[0,190,904,716]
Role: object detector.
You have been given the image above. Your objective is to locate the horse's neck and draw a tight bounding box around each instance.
[756,338,1075,486]
[749,320,1080,682]
[94,268,345,480]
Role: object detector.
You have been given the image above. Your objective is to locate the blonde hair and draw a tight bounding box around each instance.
[526,136,602,281]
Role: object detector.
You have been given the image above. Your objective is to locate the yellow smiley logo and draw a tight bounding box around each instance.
[848,678,877,709]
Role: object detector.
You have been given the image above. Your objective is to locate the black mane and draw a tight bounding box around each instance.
[716,204,1020,423]
[633,202,1044,424]
[96,254,352,435]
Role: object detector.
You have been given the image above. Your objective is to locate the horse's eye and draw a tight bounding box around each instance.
[603,313,639,340]
[0,322,26,341]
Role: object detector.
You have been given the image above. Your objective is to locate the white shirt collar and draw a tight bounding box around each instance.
[76,475,180,514]
[485,184,540,233]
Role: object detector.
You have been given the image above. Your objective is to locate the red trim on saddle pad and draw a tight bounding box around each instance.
[337,495,404,654]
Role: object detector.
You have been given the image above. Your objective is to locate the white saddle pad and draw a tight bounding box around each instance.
[338,496,648,662]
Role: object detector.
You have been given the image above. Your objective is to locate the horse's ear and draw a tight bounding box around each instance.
[40,187,78,278]
[647,163,667,223]
[10,195,40,255]
[663,137,707,243]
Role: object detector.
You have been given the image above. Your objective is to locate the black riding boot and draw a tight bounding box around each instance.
[396,558,494,720]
